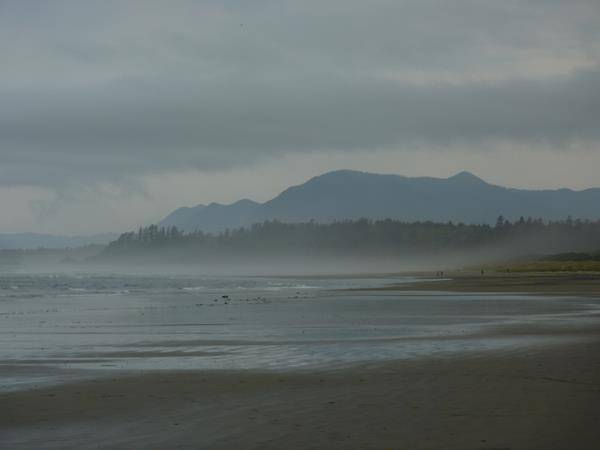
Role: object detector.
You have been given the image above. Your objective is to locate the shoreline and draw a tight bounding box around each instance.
[3,273,600,449]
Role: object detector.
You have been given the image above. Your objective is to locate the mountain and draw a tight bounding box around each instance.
[0,233,119,250]
[159,170,600,233]
[159,204,206,230]
[160,199,259,232]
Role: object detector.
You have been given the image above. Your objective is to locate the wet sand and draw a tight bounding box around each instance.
[2,333,600,449]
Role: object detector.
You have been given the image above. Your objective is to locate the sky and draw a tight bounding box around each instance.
[1,0,599,235]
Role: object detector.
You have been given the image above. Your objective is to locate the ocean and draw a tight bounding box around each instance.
[1,272,598,391]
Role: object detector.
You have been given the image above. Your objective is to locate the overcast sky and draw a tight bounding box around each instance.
[1,0,599,234]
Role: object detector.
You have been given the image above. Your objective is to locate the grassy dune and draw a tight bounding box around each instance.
[489,260,600,273]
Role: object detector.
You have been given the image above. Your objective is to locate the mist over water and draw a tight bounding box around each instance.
[2,271,599,392]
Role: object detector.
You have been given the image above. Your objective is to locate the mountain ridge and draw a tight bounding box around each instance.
[159,170,600,232]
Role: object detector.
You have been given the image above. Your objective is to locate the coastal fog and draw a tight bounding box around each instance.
[3,215,599,275]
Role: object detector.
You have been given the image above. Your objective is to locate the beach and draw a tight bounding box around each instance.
[373,271,600,296]
[2,273,600,449]
[3,336,600,449]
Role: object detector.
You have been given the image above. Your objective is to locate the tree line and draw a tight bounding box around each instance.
[103,216,600,260]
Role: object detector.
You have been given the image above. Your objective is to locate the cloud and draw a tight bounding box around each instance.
[0,0,599,188]
[1,65,599,187]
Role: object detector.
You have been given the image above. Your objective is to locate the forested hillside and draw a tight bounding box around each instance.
[103,216,600,262]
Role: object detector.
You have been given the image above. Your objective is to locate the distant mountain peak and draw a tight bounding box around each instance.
[316,169,484,184]
[318,169,363,176]
[448,171,486,184]
[305,169,365,182]
[320,169,396,178]
[232,198,259,206]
